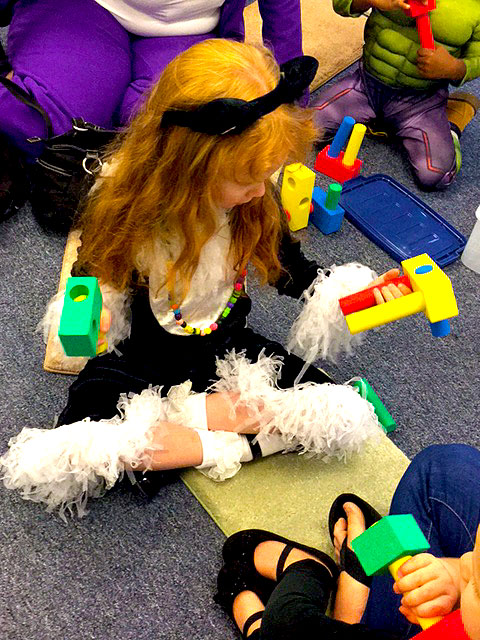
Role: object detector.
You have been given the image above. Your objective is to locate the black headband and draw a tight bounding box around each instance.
[161,55,318,136]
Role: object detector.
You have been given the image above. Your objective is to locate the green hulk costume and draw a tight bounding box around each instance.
[312,0,480,189]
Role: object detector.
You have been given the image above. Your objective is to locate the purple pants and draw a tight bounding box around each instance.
[311,63,457,190]
[0,0,215,159]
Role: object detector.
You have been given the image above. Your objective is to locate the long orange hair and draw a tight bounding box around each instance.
[76,39,318,300]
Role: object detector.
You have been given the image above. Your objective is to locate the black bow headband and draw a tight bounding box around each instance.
[161,55,318,136]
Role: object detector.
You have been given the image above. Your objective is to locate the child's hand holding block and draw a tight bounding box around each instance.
[58,277,103,357]
[339,254,458,338]
[352,514,442,630]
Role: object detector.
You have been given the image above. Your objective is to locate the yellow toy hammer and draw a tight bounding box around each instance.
[344,254,458,337]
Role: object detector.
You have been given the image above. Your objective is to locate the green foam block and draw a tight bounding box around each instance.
[58,277,103,357]
[352,514,430,576]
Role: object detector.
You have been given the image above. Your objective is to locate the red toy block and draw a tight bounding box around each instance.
[339,275,411,316]
[405,0,436,18]
[412,610,470,639]
[314,145,362,184]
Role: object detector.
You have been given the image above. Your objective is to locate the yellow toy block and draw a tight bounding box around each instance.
[280,163,315,232]
[345,254,458,337]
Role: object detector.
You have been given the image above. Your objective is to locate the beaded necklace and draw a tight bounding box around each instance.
[169,269,247,336]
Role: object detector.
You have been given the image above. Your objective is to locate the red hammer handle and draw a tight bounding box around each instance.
[339,275,412,316]
[417,14,435,49]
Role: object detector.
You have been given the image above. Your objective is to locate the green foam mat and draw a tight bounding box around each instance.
[181,434,410,553]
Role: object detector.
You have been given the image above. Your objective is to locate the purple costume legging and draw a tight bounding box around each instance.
[311,63,457,190]
[0,0,302,160]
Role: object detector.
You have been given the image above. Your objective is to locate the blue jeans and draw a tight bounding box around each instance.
[363,444,480,638]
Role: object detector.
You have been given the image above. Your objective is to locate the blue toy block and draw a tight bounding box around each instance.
[311,186,345,235]
[58,277,103,357]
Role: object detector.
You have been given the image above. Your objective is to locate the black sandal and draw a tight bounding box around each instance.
[328,493,382,587]
[214,561,265,638]
[222,529,339,586]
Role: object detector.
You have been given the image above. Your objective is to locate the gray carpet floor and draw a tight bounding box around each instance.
[1,27,479,640]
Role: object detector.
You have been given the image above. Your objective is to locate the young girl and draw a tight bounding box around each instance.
[0,39,409,518]
[312,0,480,190]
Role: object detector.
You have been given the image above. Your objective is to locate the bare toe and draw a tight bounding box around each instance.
[333,516,347,561]
[343,502,366,548]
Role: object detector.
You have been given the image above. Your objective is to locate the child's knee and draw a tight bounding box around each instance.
[413,164,457,191]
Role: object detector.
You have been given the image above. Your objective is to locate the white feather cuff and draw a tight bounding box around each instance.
[38,283,132,354]
[287,263,377,365]
[211,350,382,462]
[0,386,167,520]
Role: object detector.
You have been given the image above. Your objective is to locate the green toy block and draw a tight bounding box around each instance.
[58,277,103,357]
[351,514,430,576]
[352,378,396,433]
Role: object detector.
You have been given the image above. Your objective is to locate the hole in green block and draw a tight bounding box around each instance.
[70,284,90,302]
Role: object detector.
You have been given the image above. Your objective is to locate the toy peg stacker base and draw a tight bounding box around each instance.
[315,122,367,184]
[311,183,344,234]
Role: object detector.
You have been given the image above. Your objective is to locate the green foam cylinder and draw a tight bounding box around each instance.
[325,183,342,210]
[352,378,396,433]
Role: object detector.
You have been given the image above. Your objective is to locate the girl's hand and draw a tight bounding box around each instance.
[417,46,467,82]
[369,268,412,304]
[96,307,111,355]
[394,554,460,622]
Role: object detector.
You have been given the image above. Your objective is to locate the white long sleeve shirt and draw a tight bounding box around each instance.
[94,0,224,37]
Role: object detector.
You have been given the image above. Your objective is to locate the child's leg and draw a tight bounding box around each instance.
[363,444,480,637]
[116,32,215,125]
[1,0,130,159]
[260,560,351,639]
[383,86,456,190]
[310,65,376,141]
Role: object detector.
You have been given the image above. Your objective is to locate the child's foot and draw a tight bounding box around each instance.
[446,91,480,136]
[253,540,336,582]
[232,590,264,638]
[333,501,366,564]
[332,502,370,623]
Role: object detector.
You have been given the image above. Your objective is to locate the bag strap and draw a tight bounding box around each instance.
[0,75,54,139]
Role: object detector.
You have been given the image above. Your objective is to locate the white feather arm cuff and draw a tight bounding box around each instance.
[211,350,382,462]
[0,386,167,520]
[287,263,377,365]
[38,283,132,353]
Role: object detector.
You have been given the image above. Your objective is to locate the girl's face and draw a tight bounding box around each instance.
[215,176,267,209]
[214,165,281,210]
[460,525,480,639]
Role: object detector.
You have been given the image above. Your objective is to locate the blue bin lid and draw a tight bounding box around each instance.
[340,174,466,267]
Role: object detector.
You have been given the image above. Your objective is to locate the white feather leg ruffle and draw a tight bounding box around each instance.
[211,350,382,462]
[287,263,377,366]
[0,386,167,520]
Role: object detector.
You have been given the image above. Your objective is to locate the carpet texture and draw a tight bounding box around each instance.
[181,434,409,552]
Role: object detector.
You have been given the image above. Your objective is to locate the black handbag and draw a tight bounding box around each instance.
[0,0,16,27]
[0,75,117,232]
